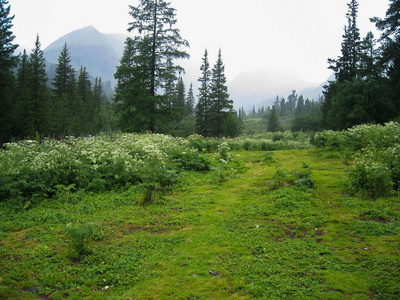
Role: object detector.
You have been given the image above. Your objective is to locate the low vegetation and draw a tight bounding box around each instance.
[1,123,399,299]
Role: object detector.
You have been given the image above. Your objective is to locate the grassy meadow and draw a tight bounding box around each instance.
[1,125,400,299]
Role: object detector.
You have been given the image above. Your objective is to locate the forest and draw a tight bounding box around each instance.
[1,0,400,299]
[1,0,398,144]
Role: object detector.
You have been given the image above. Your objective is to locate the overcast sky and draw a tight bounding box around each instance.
[11,0,389,85]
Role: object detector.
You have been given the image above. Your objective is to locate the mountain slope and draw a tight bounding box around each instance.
[43,26,126,83]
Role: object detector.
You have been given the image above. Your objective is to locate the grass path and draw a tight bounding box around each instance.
[1,149,399,299]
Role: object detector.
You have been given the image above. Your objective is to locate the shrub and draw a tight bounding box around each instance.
[63,222,101,258]
[349,160,393,198]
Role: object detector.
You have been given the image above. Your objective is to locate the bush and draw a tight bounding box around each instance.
[63,222,101,258]
[349,160,393,198]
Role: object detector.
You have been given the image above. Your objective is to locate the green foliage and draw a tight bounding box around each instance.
[267,106,281,132]
[114,0,189,133]
[269,164,314,190]
[63,222,102,258]
[349,160,393,198]
[315,122,400,197]
[1,147,399,299]
[0,133,210,206]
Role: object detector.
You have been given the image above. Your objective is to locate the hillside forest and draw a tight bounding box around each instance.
[0,0,399,145]
[1,1,400,298]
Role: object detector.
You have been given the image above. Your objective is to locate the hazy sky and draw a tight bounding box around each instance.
[11,0,389,85]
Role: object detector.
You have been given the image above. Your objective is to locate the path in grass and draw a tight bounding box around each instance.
[120,149,362,299]
[1,149,399,299]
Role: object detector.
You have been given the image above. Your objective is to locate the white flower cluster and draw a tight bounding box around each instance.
[0,133,196,186]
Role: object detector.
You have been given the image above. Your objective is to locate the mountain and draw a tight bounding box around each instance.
[228,69,326,110]
[43,26,127,84]
[41,26,329,108]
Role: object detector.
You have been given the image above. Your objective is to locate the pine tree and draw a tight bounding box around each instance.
[279,98,286,117]
[359,32,380,79]
[267,106,280,132]
[29,35,50,135]
[77,66,93,132]
[296,95,305,116]
[175,76,186,108]
[185,83,195,116]
[91,77,104,133]
[328,0,361,82]
[209,49,233,137]
[0,0,18,144]
[119,0,189,133]
[372,0,400,115]
[53,43,76,98]
[51,44,77,135]
[15,50,33,138]
[0,0,17,70]
[114,37,150,132]
[195,49,212,137]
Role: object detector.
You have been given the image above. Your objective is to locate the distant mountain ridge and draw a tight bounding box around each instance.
[43,26,127,84]
[228,69,327,110]
[41,26,328,109]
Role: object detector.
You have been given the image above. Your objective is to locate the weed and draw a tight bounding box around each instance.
[63,222,102,258]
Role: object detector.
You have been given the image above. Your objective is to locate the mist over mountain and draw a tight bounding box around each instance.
[40,26,328,109]
[228,69,326,111]
[43,26,127,84]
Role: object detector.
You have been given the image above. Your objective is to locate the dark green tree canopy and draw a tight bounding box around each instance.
[53,43,76,98]
[0,0,17,70]
[195,49,212,137]
[115,0,189,133]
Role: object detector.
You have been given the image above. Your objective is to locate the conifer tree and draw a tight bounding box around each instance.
[0,0,17,70]
[115,0,189,133]
[77,66,93,132]
[185,83,195,116]
[15,50,33,138]
[209,49,233,137]
[0,0,18,144]
[53,44,76,98]
[195,49,212,137]
[328,0,361,82]
[267,106,280,132]
[372,0,400,115]
[296,95,305,116]
[29,35,50,135]
[91,77,104,133]
[175,76,186,109]
[52,44,77,135]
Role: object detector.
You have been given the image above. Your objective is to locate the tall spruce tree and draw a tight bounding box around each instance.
[195,49,212,137]
[267,106,280,132]
[77,66,93,132]
[209,49,233,137]
[0,0,17,144]
[322,0,361,129]
[52,44,77,135]
[185,83,195,116]
[15,50,33,138]
[115,0,189,133]
[328,0,361,82]
[114,37,150,132]
[29,35,50,135]
[372,0,400,115]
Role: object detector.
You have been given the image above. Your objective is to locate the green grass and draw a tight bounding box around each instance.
[1,149,399,299]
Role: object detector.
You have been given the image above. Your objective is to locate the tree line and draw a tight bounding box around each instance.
[322,0,400,130]
[0,0,113,145]
[114,0,239,138]
[2,0,399,145]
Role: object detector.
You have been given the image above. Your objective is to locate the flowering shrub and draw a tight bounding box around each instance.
[349,159,393,198]
[349,145,400,198]
[313,122,400,151]
[0,133,209,206]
